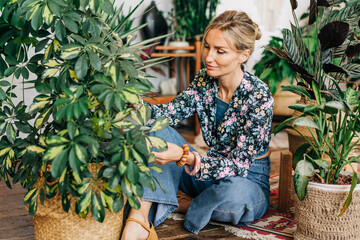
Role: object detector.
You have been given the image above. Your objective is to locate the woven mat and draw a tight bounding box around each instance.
[174,174,296,240]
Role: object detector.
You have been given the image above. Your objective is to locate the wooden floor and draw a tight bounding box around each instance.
[0,125,287,240]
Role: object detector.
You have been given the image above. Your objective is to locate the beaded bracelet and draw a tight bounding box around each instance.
[176,144,190,167]
[185,152,201,176]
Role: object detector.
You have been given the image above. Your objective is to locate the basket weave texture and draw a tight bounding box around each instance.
[294,184,360,240]
[33,194,124,240]
[32,163,125,240]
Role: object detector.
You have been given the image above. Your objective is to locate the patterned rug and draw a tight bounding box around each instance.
[174,174,296,239]
[226,174,296,239]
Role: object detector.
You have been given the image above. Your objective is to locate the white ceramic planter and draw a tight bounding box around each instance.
[168,41,190,53]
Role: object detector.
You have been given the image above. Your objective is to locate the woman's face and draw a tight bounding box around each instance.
[202,28,248,79]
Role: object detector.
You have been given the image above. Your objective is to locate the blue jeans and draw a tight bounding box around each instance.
[143,127,270,234]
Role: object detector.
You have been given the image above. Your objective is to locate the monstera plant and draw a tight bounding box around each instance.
[0,0,170,223]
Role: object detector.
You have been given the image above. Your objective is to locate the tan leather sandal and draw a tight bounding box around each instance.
[125,218,158,240]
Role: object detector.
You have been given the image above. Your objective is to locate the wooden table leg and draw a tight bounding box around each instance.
[278,151,293,212]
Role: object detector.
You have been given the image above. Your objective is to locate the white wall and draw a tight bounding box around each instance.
[120,0,309,87]
[216,0,309,72]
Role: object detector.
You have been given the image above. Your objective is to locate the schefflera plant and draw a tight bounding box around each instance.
[0,0,170,222]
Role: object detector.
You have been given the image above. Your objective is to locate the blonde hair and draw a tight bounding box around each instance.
[203,11,262,54]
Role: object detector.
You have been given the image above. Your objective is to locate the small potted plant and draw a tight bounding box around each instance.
[272,0,360,239]
[167,0,219,52]
[0,0,169,239]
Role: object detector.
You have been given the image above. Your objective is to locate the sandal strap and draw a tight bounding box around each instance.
[125,218,151,232]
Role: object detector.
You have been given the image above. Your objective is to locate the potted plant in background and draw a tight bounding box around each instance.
[272,0,360,239]
[0,0,170,239]
[253,36,300,117]
[167,0,219,52]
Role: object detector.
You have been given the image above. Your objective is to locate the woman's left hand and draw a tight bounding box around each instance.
[152,142,183,165]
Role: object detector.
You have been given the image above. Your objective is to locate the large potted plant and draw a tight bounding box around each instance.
[274,82,360,239]
[272,0,360,239]
[267,0,360,153]
[0,0,169,239]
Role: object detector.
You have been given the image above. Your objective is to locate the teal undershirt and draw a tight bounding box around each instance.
[216,97,229,127]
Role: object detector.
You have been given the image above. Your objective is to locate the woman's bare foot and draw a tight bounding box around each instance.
[121,218,150,240]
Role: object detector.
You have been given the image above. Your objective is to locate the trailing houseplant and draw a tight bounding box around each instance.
[0,0,170,226]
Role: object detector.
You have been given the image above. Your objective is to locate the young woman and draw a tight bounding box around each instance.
[121,10,274,240]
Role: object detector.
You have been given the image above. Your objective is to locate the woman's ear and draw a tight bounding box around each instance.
[239,49,251,63]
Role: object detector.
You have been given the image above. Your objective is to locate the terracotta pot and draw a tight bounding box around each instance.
[273,79,300,117]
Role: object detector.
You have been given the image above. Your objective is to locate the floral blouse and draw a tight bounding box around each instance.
[148,68,274,181]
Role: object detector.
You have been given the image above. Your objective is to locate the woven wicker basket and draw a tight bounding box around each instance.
[32,194,125,240]
[31,163,126,240]
[294,181,360,240]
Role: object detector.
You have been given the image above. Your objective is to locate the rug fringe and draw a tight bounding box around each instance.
[167,213,280,239]
[167,212,184,221]
[223,225,280,240]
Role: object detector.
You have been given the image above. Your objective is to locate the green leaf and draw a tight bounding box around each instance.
[67,121,77,140]
[126,160,139,184]
[293,117,320,130]
[55,20,66,41]
[6,124,15,144]
[44,145,66,161]
[46,135,69,145]
[294,143,310,165]
[63,16,78,33]
[69,148,81,175]
[312,81,321,105]
[74,144,88,164]
[87,50,101,71]
[282,29,303,66]
[101,0,114,15]
[121,177,132,197]
[103,167,116,178]
[112,195,124,213]
[295,159,315,177]
[338,171,358,217]
[281,85,311,101]
[149,116,169,132]
[128,196,141,209]
[60,44,82,59]
[42,4,54,25]
[91,194,105,222]
[78,190,92,213]
[75,54,88,79]
[148,136,168,151]
[29,100,50,114]
[138,104,151,125]
[122,90,140,104]
[31,7,42,30]
[313,159,329,169]
[51,148,69,178]
[293,173,309,200]
[24,188,37,205]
